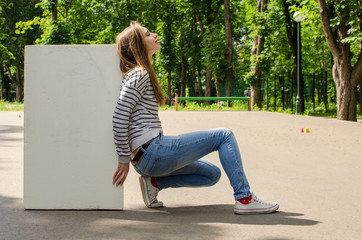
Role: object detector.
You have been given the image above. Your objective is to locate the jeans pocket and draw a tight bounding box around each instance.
[134,142,156,175]
[135,136,181,176]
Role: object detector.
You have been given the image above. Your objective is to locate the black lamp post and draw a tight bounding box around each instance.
[294,12,305,114]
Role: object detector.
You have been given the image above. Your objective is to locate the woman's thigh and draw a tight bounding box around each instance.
[135,128,229,177]
[163,158,221,178]
[156,158,221,188]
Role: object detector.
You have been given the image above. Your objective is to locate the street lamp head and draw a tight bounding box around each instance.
[293,11,306,22]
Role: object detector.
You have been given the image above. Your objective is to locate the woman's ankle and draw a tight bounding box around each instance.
[237,195,252,205]
[151,177,159,189]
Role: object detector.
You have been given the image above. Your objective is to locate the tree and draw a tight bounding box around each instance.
[0,0,14,100]
[50,0,57,23]
[360,78,362,114]
[224,0,234,97]
[180,6,204,97]
[317,0,362,121]
[192,0,223,100]
[0,0,42,101]
[157,0,179,104]
[159,19,178,104]
[250,0,268,108]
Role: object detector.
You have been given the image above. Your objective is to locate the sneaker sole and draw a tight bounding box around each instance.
[139,177,163,208]
[234,204,279,215]
[139,177,152,207]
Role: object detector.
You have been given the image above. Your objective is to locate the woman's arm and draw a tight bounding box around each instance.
[113,69,147,163]
[112,69,148,185]
[112,162,129,187]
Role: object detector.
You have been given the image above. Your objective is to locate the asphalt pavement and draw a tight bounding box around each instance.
[1,110,362,240]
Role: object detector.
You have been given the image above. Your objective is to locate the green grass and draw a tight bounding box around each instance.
[161,101,362,120]
[1,100,361,120]
[254,102,362,120]
[160,100,249,111]
[0,100,24,111]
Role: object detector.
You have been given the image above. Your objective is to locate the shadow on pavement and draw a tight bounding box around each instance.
[0,125,23,144]
[0,125,23,134]
[116,205,320,226]
[1,194,320,240]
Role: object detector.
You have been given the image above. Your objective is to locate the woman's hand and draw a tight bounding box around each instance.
[112,162,130,187]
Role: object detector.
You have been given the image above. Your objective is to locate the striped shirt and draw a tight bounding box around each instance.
[112,68,162,163]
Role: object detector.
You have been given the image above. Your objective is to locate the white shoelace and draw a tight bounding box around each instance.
[148,184,160,203]
[251,193,270,205]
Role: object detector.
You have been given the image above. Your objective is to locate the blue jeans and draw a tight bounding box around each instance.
[134,128,251,200]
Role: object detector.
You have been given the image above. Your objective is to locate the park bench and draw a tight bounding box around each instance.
[175,96,251,111]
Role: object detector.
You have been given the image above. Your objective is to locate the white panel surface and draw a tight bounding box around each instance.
[24,45,123,209]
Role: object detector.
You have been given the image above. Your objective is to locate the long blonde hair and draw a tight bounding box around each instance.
[116,21,165,106]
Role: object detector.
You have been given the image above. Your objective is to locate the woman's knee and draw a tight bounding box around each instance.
[214,128,234,138]
[206,165,221,186]
[212,166,222,185]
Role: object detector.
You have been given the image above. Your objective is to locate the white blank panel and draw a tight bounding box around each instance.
[24,45,123,209]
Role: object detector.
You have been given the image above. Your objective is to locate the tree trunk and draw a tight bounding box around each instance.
[180,57,186,98]
[189,67,196,97]
[215,77,221,97]
[205,67,212,105]
[359,78,362,114]
[0,66,11,101]
[114,1,122,25]
[250,0,268,108]
[15,83,22,102]
[251,35,264,108]
[251,68,262,107]
[64,0,71,17]
[166,71,172,105]
[317,0,362,121]
[197,56,203,97]
[224,0,233,97]
[324,71,328,112]
[138,10,142,23]
[50,0,57,24]
[180,32,186,98]
[194,1,222,102]
[333,59,357,120]
[205,67,212,96]
[5,65,23,102]
[15,67,22,102]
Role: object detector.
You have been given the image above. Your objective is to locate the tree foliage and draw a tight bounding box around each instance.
[1,0,42,101]
[1,0,361,120]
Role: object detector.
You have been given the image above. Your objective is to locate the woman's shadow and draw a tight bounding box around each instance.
[113,204,320,226]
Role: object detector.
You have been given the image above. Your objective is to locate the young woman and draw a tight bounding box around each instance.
[112,21,279,214]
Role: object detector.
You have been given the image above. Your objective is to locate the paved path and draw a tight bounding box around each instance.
[1,111,362,240]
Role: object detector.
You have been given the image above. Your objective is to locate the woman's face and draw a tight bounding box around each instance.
[141,27,161,57]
